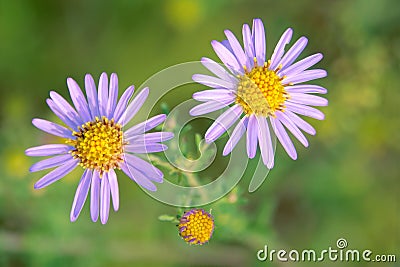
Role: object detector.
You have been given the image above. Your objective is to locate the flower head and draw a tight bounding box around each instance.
[25,72,173,224]
[178,209,214,245]
[190,18,328,168]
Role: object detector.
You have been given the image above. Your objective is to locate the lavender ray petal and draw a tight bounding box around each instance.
[124,143,167,154]
[25,144,72,157]
[285,84,327,94]
[107,73,118,118]
[211,40,241,73]
[32,118,73,138]
[282,69,327,84]
[270,28,293,70]
[276,111,308,147]
[50,91,83,126]
[205,104,242,143]
[270,117,297,160]
[124,114,166,137]
[223,116,248,156]
[100,174,111,224]
[34,158,78,189]
[70,169,92,222]
[107,169,119,211]
[97,72,109,117]
[284,110,316,135]
[278,36,308,71]
[121,162,157,191]
[189,99,234,116]
[192,74,235,89]
[279,53,323,77]
[192,89,235,102]
[253,18,266,65]
[124,153,163,183]
[224,29,247,68]
[246,114,258,159]
[288,93,328,106]
[117,87,149,126]
[126,132,174,143]
[257,116,274,168]
[46,99,77,130]
[90,171,100,222]
[200,57,237,82]
[29,154,73,172]
[113,85,135,123]
[285,102,325,120]
[85,74,100,119]
[242,23,255,68]
[67,77,91,122]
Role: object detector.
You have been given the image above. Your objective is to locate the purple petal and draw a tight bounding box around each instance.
[205,104,242,143]
[246,115,258,159]
[107,169,119,211]
[100,174,111,224]
[25,144,72,157]
[34,158,78,189]
[282,69,327,84]
[192,89,235,102]
[85,74,100,119]
[124,153,163,183]
[67,77,91,122]
[284,110,316,135]
[124,114,166,138]
[276,111,308,147]
[125,143,167,153]
[118,87,149,126]
[224,29,247,68]
[285,102,325,120]
[257,116,274,168]
[279,53,323,77]
[201,57,237,82]
[46,99,77,130]
[288,93,328,106]
[285,84,327,94]
[70,169,92,222]
[50,91,83,126]
[126,132,174,143]
[121,162,157,191]
[32,118,73,138]
[97,72,109,117]
[223,116,248,156]
[270,28,293,70]
[192,74,235,89]
[211,40,241,73]
[107,73,118,118]
[113,85,135,122]
[278,37,308,70]
[29,154,73,172]
[90,171,100,222]
[253,18,266,65]
[242,24,255,68]
[189,99,234,116]
[270,117,297,160]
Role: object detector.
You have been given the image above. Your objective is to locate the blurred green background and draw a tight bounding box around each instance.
[0,0,399,266]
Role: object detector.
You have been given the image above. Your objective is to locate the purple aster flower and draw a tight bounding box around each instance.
[25,72,173,224]
[190,18,328,168]
[178,209,214,245]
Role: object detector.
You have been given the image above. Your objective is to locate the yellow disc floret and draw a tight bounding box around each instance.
[67,116,124,174]
[236,59,289,116]
[178,209,214,245]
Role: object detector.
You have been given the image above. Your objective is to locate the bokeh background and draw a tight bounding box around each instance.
[0,0,399,266]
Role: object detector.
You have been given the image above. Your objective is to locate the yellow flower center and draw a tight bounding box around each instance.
[236,59,288,116]
[179,209,214,245]
[67,116,124,174]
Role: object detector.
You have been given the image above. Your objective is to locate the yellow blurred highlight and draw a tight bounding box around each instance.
[5,150,29,178]
[164,0,203,31]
